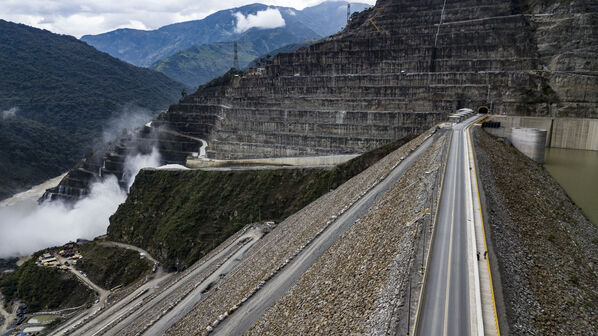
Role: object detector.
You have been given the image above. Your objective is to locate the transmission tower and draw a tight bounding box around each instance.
[233,41,240,70]
[347,3,351,23]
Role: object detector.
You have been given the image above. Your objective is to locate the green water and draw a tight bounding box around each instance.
[544,148,598,226]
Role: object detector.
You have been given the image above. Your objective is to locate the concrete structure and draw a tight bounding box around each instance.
[511,128,548,163]
[484,116,598,151]
[186,154,359,168]
[449,109,475,123]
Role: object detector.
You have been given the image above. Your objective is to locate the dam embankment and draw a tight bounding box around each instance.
[473,128,598,335]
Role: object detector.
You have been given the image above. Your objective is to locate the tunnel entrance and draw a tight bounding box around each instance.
[478,106,489,114]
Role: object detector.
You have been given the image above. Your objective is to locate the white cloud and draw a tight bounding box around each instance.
[2,107,18,120]
[0,148,161,258]
[0,1,377,38]
[233,8,285,33]
[115,20,148,31]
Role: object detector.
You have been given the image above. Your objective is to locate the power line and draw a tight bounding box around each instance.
[233,41,240,70]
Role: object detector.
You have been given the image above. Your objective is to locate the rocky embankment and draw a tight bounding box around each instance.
[113,225,256,336]
[473,128,598,335]
[247,135,446,335]
[166,129,436,335]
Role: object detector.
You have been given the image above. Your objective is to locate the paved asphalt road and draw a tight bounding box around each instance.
[62,227,263,336]
[417,116,480,336]
[212,133,439,336]
[141,230,262,335]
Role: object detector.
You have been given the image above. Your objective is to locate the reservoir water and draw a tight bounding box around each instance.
[544,148,598,226]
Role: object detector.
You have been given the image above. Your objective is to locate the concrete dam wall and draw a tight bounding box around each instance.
[487,116,598,151]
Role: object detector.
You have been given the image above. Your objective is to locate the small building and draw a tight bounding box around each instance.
[246,67,266,76]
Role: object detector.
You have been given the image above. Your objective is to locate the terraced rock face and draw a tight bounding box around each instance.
[158,0,596,161]
[48,0,597,200]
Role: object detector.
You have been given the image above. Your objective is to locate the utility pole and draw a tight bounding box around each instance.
[233,41,240,70]
[347,3,351,23]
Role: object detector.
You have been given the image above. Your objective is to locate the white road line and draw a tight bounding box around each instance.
[463,125,484,336]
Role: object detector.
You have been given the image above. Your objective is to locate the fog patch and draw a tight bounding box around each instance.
[234,8,285,34]
[102,104,155,143]
[122,147,161,190]
[2,107,18,120]
[0,148,161,258]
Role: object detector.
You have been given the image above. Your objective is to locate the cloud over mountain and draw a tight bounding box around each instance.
[234,8,285,33]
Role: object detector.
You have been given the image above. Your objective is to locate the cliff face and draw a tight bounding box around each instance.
[47,0,597,201]
[158,0,596,161]
[527,0,598,117]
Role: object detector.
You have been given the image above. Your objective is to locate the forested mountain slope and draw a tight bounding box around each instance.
[0,20,184,200]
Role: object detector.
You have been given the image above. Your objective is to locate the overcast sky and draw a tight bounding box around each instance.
[1,0,376,38]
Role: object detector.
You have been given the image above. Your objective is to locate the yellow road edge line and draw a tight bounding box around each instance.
[467,123,501,336]
[412,131,451,336]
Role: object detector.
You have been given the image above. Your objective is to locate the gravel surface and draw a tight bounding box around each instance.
[110,225,257,336]
[166,129,436,335]
[247,136,445,335]
[473,128,598,335]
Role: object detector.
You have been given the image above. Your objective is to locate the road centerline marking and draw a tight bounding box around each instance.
[442,131,459,336]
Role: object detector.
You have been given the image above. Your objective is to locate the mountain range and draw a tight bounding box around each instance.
[82,2,370,87]
[0,20,184,200]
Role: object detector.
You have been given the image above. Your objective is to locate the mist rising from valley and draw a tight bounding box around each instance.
[0,148,161,258]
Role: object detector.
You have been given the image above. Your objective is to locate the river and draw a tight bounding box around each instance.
[0,173,66,208]
[544,148,598,226]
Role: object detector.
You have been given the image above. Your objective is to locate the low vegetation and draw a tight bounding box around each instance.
[0,253,93,312]
[108,136,414,271]
[77,242,153,290]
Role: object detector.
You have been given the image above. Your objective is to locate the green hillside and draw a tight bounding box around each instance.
[108,136,414,271]
[0,254,94,312]
[151,38,320,87]
[77,242,153,290]
[151,42,257,88]
[0,20,185,200]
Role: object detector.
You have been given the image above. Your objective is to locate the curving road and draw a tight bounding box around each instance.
[416,115,482,336]
[58,226,264,336]
[49,244,168,336]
